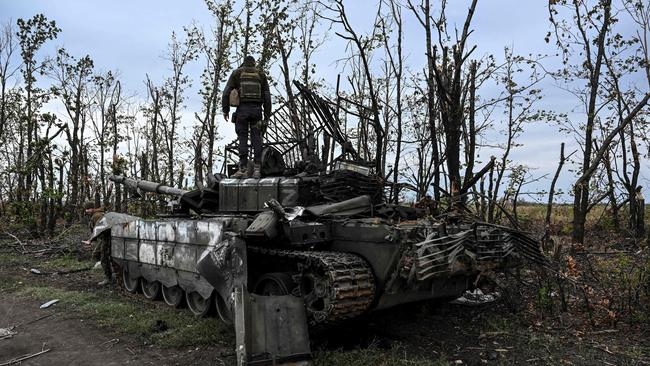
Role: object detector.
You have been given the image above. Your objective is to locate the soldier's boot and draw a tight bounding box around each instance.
[252,163,262,179]
[232,166,247,178]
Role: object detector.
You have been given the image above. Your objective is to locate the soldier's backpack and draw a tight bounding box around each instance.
[229,88,240,107]
[239,69,262,104]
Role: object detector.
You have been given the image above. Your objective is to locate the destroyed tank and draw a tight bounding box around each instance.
[90,82,546,365]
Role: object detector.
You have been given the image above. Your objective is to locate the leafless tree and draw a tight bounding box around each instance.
[49,49,94,214]
[160,31,198,187]
[189,0,236,184]
[381,0,405,203]
[324,0,385,175]
[548,0,650,243]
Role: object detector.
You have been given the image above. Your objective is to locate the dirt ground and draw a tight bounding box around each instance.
[1,295,178,365]
[1,232,649,365]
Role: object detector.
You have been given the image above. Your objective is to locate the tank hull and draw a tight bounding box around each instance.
[101,213,527,325]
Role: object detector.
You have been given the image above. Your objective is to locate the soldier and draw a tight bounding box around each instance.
[84,204,113,286]
[222,55,272,179]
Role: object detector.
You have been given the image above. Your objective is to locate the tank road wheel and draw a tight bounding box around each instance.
[141,279,161,300]
[300,272,329,321]
[122,269,140,294]
[214,292,233,324]
[186,291,212,318]
[253,272,296,296]
[162,285,185,308]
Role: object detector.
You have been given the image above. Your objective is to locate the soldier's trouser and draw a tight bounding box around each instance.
[99,235,112,280]
[235,103,263,167]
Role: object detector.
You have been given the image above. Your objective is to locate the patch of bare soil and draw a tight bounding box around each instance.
[1,295,164,365]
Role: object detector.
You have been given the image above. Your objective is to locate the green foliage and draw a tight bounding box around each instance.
[16,14,61,85]
[6,201,38,227]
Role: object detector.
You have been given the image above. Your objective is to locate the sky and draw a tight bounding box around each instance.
[1,0,648,203]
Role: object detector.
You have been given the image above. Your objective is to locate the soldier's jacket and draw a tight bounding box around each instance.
[91,210,105,227]
[89,209,105,262]
[222,59,272,120]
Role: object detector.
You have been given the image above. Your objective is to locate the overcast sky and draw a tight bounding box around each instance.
[1,0,648,202]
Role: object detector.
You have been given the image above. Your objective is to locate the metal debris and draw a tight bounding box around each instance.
[451,289,501,306]
[39,299,60,309]
[0,349,51,366]
[0,328,17,340]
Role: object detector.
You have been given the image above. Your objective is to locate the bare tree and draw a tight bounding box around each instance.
[143,75,164,184]
[380,0,405,203]
[189,0,236,184]
[16,14,60,204]
[324,0,385,175]
[429,0,478,205]
[49,49,95,213]
[548,0,650,243]
[486,49,544,222]
[90,70,122,206]
[160,31,197,187]
[407,0,442,202]
[0,20,20,137]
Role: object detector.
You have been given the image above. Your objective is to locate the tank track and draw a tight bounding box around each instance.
[249,246,376,326]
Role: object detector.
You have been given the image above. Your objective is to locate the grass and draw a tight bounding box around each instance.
[40,255,94,272]
[7,278,456,365]
[314,345,451,366]
[0,251,23,267]
[483,315,514,334]
[516,203,650,231]
[8,283,233,347]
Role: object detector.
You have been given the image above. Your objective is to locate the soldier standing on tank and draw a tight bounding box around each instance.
[222,55,272,179]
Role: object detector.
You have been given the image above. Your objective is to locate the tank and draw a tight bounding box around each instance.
[90,83,546,366]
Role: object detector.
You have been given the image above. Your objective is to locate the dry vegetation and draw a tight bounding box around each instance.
[1,205,649,365]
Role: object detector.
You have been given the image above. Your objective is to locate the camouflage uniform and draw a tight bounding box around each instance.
[97,233,112,281]
[87,207,112,283]
[222,56,272,170]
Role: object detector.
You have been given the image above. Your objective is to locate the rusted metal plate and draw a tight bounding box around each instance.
[107,216,226,279]
[139,241,157,265]
[158,243,175,267]
[110,237,124,260]
[219,178,240,211]
[239,178,259,210]
[248,294,312,365]
[157,221,176,242]
[125,238,139,261]
[258,177,280,208]
[174,244,197,272]
[175,221,197,244]
[123,220,139,238]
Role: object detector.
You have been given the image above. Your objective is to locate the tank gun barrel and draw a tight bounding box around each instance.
[109,175,188,197]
